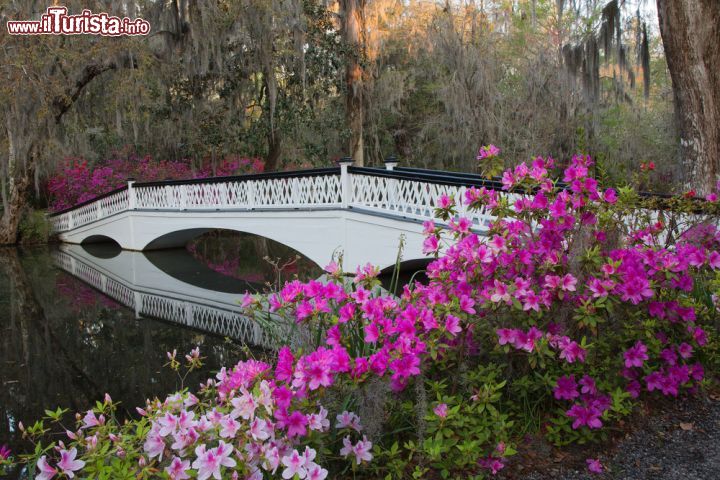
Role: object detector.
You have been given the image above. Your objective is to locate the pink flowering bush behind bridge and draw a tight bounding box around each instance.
[47,153,264,212]
[6,151,720,478]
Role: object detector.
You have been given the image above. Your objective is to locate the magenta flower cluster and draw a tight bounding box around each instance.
[47,154,264,211]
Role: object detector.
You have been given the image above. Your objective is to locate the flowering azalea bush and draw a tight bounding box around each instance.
[11,150,720,478]
[47,153,264,211]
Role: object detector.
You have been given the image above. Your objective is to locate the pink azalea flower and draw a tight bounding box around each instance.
[437,194,454,209]
[281,449,307,479]
[307,464,329,480]
[554,375,579,401]
[340,436,373,465]
[450,217,473,235]
[57,448,85,478]
[219,415,240,438]
[36,455,58,480]
[623,341,649,368]
[230,389,257,420]
[335,411,362,432]
[422,220,436,234]
[558,338,586,363]
[478,456,505,474]
[353,436,374,464]
[158,412,180,437]
[496,328,517,346]
[501,170,515,190]
[580,375,598,395]
[708,251,720,269]
[324,261,340,274]
[308,406,330,432]
[560,273,577,291]
[626,380,642,398]
[165,456,191,480]
[490,281,511,303]
[459,295,476,314]
[275,346,295,382]
[586,458,603,473]
[444,315,462,336]
[566,404,603,429]
[477,144,500,160]
[433,403,448,418]
[143,428,166,460]
[285,410,309,438]
[192,442,236,480]
[423,235,439,254]
[603,188,618,204]
[81,410,103,429]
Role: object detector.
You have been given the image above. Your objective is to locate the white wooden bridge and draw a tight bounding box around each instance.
[49,162,499,271]
[49,161,703,271]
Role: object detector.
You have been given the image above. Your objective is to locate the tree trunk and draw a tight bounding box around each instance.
[1,117,35,245]
[0,171,33,245]
[342,0,365,166]
[657,0,720,195]
[259,7,281,172]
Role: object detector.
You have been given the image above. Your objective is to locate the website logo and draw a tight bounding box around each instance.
[7,6,151,36]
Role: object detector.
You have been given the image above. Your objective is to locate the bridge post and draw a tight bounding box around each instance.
[133,291,142,319]
[248,181,256,209]
[339,157,354,208]
[384,154,399,171]
[127,178,137,210]
[180,185,188,210]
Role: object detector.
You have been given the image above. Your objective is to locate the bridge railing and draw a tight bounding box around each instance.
[348,166,521,230]
[49,168,344,233]
[132,168,342,210]
[49,187,130,232]
[49,162,715,244]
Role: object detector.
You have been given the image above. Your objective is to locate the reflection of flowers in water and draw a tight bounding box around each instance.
[186,237,302,285]
[55,275,120,311]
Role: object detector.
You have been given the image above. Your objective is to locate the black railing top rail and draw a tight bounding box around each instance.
[355,166,679,202]
[48,185,129,217]
[350,166,511,190]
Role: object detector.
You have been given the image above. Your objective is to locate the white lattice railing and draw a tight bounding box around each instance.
[50,188,129,233]
[133,174,343,210]
[349,172,509,231]
[53,250,279,348]
[50,169,344,234]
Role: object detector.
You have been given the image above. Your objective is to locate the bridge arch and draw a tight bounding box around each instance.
[142,227,325,271]
[128,213,341,270]
[81,234,121,247]
[379,258,432,276]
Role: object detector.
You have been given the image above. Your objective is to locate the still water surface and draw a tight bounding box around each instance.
[0,232,321,462]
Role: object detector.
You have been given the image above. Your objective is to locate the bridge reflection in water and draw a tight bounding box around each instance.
[53,244,285,349]
[0,245,266,471]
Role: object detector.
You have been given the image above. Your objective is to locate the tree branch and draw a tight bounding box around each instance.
[52,61,118,124]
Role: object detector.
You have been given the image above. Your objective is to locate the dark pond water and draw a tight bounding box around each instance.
[0,232,322,465]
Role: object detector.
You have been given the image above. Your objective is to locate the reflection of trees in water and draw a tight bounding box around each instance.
[187,231,322,287]
[0,248,244,459]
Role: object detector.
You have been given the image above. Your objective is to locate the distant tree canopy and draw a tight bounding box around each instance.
[0,0,716,243]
